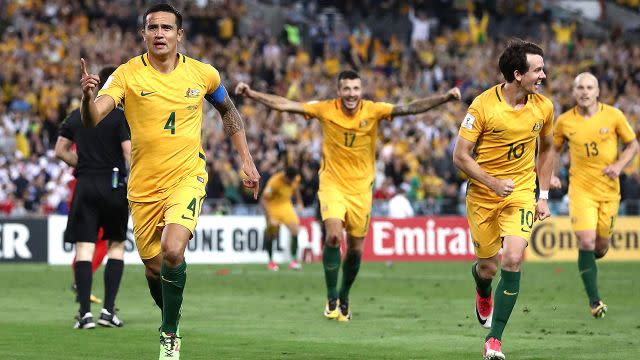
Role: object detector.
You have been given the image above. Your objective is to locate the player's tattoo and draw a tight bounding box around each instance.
[214,93,244,136]
[391,93,452,116]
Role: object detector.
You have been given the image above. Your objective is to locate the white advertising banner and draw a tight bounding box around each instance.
[47,215,320,265]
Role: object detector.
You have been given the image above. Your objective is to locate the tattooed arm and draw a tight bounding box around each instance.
[235,82,305,114]
[391,87,461,116]
[212,92,261,198]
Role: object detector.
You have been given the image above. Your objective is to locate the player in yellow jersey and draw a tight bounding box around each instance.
[551,72,638,319]
[453,39,555,360]
[261,167,304,271]
[79,4,260,359]
[235,70,460,322]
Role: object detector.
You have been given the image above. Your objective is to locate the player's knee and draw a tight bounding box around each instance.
[325,233,341,248]
[162,249,184,267]
[477,261,498,278]
[595,244,609,259]
[145,265,160,280]
[501,252,524,270]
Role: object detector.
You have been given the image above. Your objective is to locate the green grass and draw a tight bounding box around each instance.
[1,262,639,359]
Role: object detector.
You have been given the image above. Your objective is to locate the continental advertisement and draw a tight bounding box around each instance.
[526,217,640,261]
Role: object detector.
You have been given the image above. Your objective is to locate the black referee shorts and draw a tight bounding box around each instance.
[64,175,128,244]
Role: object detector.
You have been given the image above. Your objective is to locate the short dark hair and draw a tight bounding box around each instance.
[338,70,360,84]
[98,66,117,88]
[498,39,544,82]
[285,166,298,180]
[143,3,183,29]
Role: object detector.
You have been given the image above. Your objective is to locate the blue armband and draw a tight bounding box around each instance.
[205,84,227,105]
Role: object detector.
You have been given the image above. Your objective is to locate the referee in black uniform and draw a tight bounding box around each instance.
[55,66,130,330]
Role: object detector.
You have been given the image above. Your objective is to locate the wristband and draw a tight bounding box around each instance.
[539,190,549,200]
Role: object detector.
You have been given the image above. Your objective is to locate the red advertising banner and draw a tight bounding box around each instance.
[299,217,476,262]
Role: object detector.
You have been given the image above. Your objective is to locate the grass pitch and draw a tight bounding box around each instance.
[1,262,639,359]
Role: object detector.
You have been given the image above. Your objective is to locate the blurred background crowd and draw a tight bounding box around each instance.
[1,0,639,217]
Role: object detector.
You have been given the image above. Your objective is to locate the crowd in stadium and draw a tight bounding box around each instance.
[1,0,639,217]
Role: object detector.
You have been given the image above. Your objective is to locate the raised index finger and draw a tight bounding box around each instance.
[80,58,88,76]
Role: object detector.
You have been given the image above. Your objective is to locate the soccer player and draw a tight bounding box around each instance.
[56,66,131,329]
[452,39,555,360]
[235,71,460,322]
[551,72,638,318]
[80,4,259,359]
[261,166,304,271]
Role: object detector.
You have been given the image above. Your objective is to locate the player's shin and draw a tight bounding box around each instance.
[487,269,520,341]
[263,227,276,260]
[323,244,341,300]
[472,262,493,298]
[161,261,187,334]
[75,261,93,315]
[578,250,600,303]
[338,249,361,302]
[147,276,164,311]
[290,234,299,260]
[103,259,124,313]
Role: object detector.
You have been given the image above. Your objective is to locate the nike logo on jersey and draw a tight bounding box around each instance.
[569,132,577,136]
[503,290,518,296]
[492,128,505,133]
[140,91,157,96]
[181,215,194,221]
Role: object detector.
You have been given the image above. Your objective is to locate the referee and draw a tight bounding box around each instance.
[55,66,130,330]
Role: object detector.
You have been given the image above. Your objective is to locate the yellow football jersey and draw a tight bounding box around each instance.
[98,53,221,202]
[459,84,554,200]
[554,103,636,200]
[262,171,301,206]
[302,99,393,194]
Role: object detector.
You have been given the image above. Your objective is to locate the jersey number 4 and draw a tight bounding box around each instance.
[164,112,176,135]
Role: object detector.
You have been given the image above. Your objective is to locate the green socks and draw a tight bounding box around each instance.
[147,276,163,311]
[290,234,299,260]
[472,262,492,298]
[339,250,361,302]
[263,226,277,260]
[487,269,520,341]
[323,245,341,300]
[578,250,600,303]
[161,261,187,334]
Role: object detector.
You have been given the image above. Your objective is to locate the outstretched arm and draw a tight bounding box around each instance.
[235,82,306,114]
[391,87,461,117]
[212,92,261,199]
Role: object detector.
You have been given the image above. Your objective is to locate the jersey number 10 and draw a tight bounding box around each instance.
[507,143,524,161]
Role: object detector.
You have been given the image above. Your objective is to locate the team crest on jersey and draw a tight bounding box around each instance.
[599,128,609,134]
[359,119,370,128]
[185,88,201,98]
[532,122,542,133]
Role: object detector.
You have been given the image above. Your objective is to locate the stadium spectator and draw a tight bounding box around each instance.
[388,183,414,218]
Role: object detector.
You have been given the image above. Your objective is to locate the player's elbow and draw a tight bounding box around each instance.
[452,151,466,169]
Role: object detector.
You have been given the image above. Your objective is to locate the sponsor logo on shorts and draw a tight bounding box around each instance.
[181,215,194,221]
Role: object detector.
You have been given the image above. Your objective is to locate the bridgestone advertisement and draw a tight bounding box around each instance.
[2,215,638,264]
